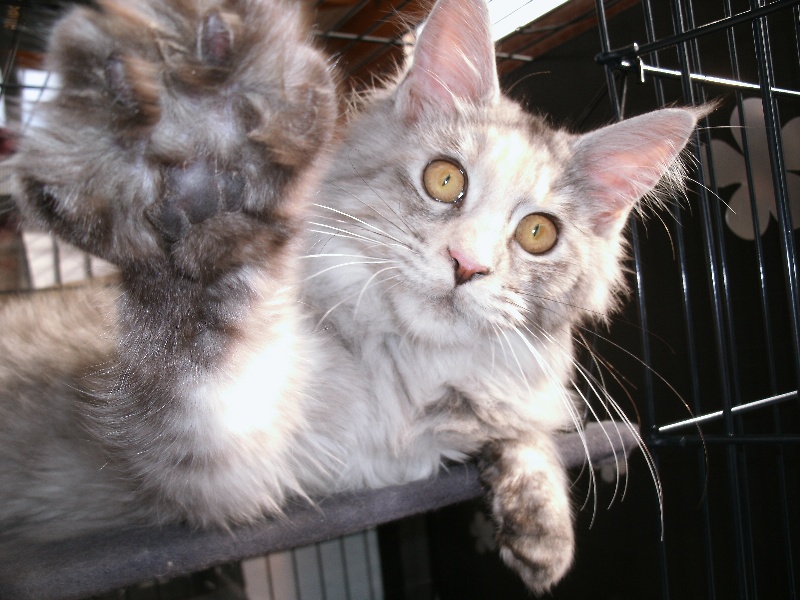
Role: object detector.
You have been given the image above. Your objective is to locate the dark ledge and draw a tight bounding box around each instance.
[0,421,638,600]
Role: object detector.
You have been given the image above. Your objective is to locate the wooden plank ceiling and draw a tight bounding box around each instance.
[315,0,640,90]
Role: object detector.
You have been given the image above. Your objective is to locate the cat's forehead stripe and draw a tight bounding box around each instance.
[527,118,564,157]
[533,167,553,206]
[480,124,556,203]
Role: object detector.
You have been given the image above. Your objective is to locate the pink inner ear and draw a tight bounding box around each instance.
[592,148,673,206]
[396,0,499,121]
[588,148,677,234]
[576,108,700,236]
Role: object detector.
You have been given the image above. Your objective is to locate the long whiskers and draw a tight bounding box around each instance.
[504,296,658,518]
[312,267,400,330]
[346,153,419,236]
[573,322,694,428]
[311,204,413,250]
[515,289,679,358]
[321,176,416,241]
[514,290,612,322]
[574,320,707,497]
[509,324,600,524]
[516,310,666,536]
[524,321,627,505]
[354,267,400,316]
[496,327,533,400]
[574,330,637,399]
[308,218,409,251]
[307,229,395,254]
[298,257,393,285]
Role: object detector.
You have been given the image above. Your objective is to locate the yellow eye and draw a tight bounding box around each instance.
[515,213,558,254]
[422,159,466,203]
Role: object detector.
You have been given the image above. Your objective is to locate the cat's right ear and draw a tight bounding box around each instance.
[394,0,499,122]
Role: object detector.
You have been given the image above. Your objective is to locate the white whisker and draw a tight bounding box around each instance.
[314,295,351,331]
[523,316,665,536]
[576,323,692,422]
[312,204,398,238]
[515,290,611,322]
[574,331,631,504]
[531,321,634,492]
[307,230,391,254]
[308,220,407,249]
[339,157,419,236]
[491,324,510,367]
[498,327,532,399]
[354,267,400,316]
[313,185,414,244]
[300,253,387,260]
[311,267,399,330]
[511,325,599,524]
[531,323,625,508]
[300,259,392,284]
[487,324,504,375]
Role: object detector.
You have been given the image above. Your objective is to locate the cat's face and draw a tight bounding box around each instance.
[330,101,615,344]
[316,0,701,346]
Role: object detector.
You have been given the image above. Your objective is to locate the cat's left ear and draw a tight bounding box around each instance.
[394,0,499,122]
[572,107,705,238]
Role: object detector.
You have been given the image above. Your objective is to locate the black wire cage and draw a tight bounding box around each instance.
[0,1,798,599]
[588,0,800,598]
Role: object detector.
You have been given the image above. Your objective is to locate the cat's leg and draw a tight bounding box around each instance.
[11,0,337,527]
[481,435,575,595]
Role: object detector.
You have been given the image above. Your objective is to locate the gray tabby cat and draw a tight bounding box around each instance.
[0,0,704,593]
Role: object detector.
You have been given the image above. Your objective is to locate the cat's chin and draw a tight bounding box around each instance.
[389,287,490,346]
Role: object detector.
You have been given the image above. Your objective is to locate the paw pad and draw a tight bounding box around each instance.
[147,160,245,242]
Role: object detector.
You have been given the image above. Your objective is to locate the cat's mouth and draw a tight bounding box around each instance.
[411,282,504,331]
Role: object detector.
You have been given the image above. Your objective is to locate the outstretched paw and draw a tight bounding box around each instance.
[481,441,575,595]
[497,521,574,595]
[15,0,336,278]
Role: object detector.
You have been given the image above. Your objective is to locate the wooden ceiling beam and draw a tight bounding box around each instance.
[496,0,640,75]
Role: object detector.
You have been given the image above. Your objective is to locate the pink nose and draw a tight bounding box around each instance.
[448,247,489,285]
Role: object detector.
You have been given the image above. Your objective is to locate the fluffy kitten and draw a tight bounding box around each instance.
[0,0,703,593]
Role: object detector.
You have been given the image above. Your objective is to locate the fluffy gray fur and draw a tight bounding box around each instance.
[0,0,704,593]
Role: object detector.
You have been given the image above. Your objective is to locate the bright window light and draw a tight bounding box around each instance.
[488,0,571,41]
[19,68,60,130]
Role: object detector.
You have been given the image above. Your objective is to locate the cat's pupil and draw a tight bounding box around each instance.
[442,174,451,187]
[532,224,541,237]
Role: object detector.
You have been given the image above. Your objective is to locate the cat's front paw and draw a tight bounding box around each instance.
[497,518,574,595]
[482,440,575,595]
[14,0,336,277]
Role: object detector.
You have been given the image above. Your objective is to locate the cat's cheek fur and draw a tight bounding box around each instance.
[562,216,631,319]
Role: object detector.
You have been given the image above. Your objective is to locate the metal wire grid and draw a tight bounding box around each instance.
[595,1,799,598]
